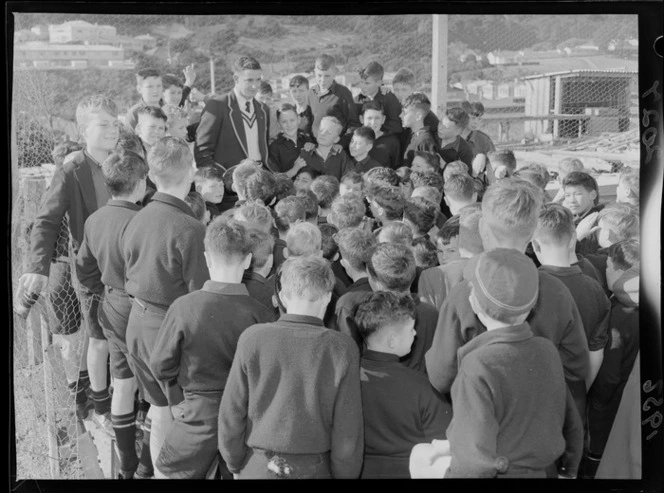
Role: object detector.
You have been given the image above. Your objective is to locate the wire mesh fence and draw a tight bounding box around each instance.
[11,12,639,479]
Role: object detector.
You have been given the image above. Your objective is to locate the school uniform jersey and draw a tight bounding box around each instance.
[352,156,382,174]
[218,314,364,478]
[123,192,209,309]
[241,270,277,314]
[76,200,141,294]
[403,128,438,168]
[355,91,403,137]
[308,81,360,147]
[150,281,276,399]
[446,323,583,478]
[418,258,468,311]
[334,278,373,347]
[360,350,452,479]
[369,133,401,170]
[299,147,353,181]
[268,130,313,173]
[439,135,474,169]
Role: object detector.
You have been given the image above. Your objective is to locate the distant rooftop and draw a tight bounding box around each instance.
[17,41,123,52]
[524,69,638,79]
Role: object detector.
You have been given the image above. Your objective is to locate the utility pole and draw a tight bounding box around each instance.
[431,14,448,116]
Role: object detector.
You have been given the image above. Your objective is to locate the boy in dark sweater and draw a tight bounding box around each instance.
[218,256,363,479]
[349,126,382,174]
[440,249,583,478]
[273,195,306,273]
[562,171,605,255]
[400,93,438,167]
[75,151,149,478]
[362,101,401,169]
[354,292,451,479]
[149,220,275,478]
[354,61,403,138]
[532,204,611,423]
[366,243,438,374]
[425,179,590,420]
[241,227,277,314]
[194,166,225,222]
[123,137,210,476]
[299,116,353,181]
[585,239,640,478]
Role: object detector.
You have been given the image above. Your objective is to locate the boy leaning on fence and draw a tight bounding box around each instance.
[75,150,151,479]
[16,95,121,422]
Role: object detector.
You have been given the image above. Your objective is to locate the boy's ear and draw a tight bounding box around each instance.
[443,196,450,207]
[471,192,478,203]
[332,252,340,262]
[242,253,252,271]
[531,238,541,254]
[359,115,364,125]
[589,189,598,202]
[333,133,341,144]
[283,248,290,259]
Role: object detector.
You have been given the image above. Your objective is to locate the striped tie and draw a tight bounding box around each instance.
[243,101,256,128]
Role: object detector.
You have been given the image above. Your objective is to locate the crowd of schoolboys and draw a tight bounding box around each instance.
[17,52,641,480]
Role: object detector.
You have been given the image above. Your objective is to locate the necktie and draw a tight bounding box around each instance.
[245,101,251,113]
[242,100,256,128]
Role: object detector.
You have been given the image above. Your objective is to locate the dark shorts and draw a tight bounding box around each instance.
[237,449,331,479]
[97,287,133,379]
[125,299,168,407]
[156,392,223,478]
[47,260,81,335]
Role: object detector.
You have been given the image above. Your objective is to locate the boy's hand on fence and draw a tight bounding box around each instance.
[17,273,49,299]
[183,64,197,86]
[576,211,601,241]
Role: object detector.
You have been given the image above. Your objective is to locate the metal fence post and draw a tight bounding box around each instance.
[431,14,448,115]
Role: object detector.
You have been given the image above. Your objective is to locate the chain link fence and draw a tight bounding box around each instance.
[11,12,639,479]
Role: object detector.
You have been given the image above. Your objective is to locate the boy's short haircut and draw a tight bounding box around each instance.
[412,237,439,269]
[274,195,306,233]
[222,165,237,193]
[289,75,309,89]
[247,227,275,270]
[294,166,323,184]
[76,95,118,128]
[366,183,405,220]
[273,173,297,202]
[445,107,470,129]
[234,201,274,234]
[185,191,207,222]
[101,151,149,196]
[402,93,431,113]
[276,103,298,120]
[315,54,336,71]
[258,81,273,95]
[619,167,640,203]
[412,186,443,206]
[413,151,441,171]
[487,149,517,172]
[116,130,146,157]
[377,221,413,246]
[335,227,377,271]
[162,104,188,122]
[341,171,364,187]
[279,256,335,302]
[354,291,416,342]
[404,197,438,235]
[296,189,320,221]
[558,157,585,176]
[233,55,261,73]
[458,204,484,255]
[329,193,365,229]
[364,167,400,188]
[147,137,193,187]
[607,239,640,271]
[359,61,384,81]
[194,166,225,192]
[563,171,600,205]
[444,173,476,202]
[597,208,639,244]
[442,161,470,182]
[232,162,259,198]
[245,169,277,205]
[536,203,576,246]
[411,171,444,193]
[354,126,376,144]
[136,68,161,84]
[437,215,460,245]
[513,163,551,191]
[392,68,416,87]
[204,217,253,260]
[162,73,184,90]
[311,175,340,209]
[319,223,340,261]
[396,167,411,185]
[320,115,344,135]
[286,221,322,257]
[137,105,168,123]
[460,101,485,117]
[361,100,385,115]
[482,179,543,242]
[367,242,417,292]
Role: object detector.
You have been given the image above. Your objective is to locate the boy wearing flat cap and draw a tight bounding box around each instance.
[428,249,583,478]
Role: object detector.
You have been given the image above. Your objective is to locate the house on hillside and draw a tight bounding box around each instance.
[563,44,600,56]
[459,49,483,63]
[487,50,521,65]
[15,41,132,70]
[608,39,638,53]
[520,49,562,61]
[48,20,117,44]
[110,34,157,53]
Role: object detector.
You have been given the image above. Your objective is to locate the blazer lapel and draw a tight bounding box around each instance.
[255,101,269,163]
[73,155,98,215]
[228,91,249,158]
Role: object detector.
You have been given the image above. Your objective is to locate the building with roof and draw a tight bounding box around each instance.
[48,20,117,44]
[15,41,133,70]
[523,69,636,138]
